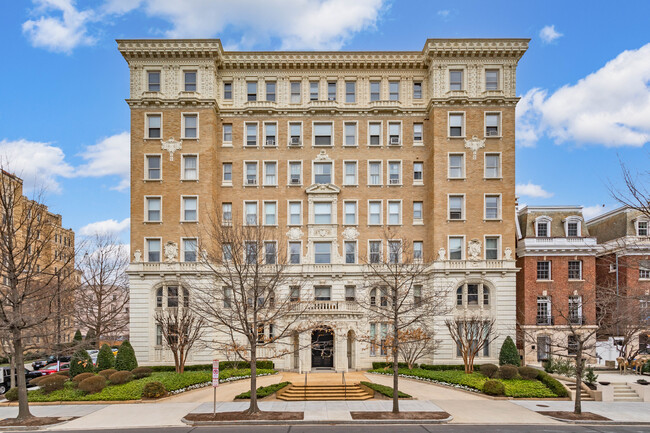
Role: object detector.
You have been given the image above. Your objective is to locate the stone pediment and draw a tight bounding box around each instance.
[305,184,341,195]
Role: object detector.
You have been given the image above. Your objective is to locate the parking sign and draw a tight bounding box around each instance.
[212,359,219,387]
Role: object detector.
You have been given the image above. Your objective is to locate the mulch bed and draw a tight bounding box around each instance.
[351,411,450,420]
[0,416,74,426]
[540,411,611,421]
[185,411,304,421]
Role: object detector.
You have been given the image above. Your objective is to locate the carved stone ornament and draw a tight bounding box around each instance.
[342,227,359,241]
[164,241,178,262]
[133,249,141,263]
[504,247,513,260]
[161,137,183,161]
[464,135,486,160]
[468,239,482,260]
[286,227,304,240]
[315,150,331,161]
[318,228,330,238]
[438,247,446,261]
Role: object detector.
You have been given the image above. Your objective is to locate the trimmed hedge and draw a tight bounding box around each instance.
[518,366,539,380]
[99,369,117,379]
[40,375,67,393]
[142,381,166,399]
[78,376,107,394]
[480,363,499,378]
[420,364,477,371]
[115,341,138,371]
[96,344,115,371]
[536,370,568,397]
[131,367,153,379]
[235,381,291,399]
[499,365,519,380]
[147,361,274,372]
[109,371,134,385]
[371,362,414,370]
[70,349,94,377]
[483,379,505,396]
[4,387,18,401]
[72,372,96,383]
[360,381,411,398]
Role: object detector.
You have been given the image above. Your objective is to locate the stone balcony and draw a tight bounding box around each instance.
[288,300,361,316]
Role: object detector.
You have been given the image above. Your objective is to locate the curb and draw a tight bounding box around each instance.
[545,415,650,426]
[0,418,73,431]
[180,415,453,426]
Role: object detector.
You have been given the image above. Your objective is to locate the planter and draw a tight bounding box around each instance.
[637,380,649,386]
[598,381,610,386]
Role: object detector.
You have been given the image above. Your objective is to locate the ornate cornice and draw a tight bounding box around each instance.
[117,39,224,62]
[422,39,530,62]
[125,98,218,110]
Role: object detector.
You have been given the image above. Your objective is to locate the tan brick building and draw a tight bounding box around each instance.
[119,38,529,370]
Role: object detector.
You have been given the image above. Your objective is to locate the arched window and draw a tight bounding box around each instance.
[456,287,463,305]
[156,288,163,308]
[456,282,492,307]
[370,288,377,306]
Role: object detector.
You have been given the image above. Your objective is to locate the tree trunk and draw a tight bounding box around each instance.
[246,340,260,414]
[12,330,32,420]
[574,344,583,415]
[9,352,15,389]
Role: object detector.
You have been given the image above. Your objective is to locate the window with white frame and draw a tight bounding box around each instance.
[388,161,401,185]
[370,81,380,101]
[247,82,257,101]
[184,71,196,92]
[327,82,337,100]
[314,242,332,263]
[537,261,551,280]
[147,71,160,92]
[345,81,356,103]
[368,161,381,185]
[413,82,422,99]
[449,195,464,220]
[449,154,464,178]
[146,114,161,138]
[485,237,499,259]
[222,202,232,224]
[245,162,257,185]
[485,154,500,178]
[413,162,423,183]
[314,202,332,224]
[388,201,401,225]
[266,81,276,102]
[264,161,277,186]
[536,218,551,237]
[289,242,301,264]
[183,238,197,262]
[369,122,381,145]
[314,123,333,146]
[222,162,232,184]
[637,220,649,236]
[265,242,277,264]
[290,82,301,103]
[369,241,382,263]
[485,195,500,219]
[568,260,582,280]
[485,113,500,136]
[388,122,401,145]
[289,122,302,146]
[222,244,233,262]
[344,122,357,146]
[449,70,463,91]
[309,81,319,101]
[566,220,580,237]
[146,155,161,180]
[223,82,232,99]
[344,201,357,225]
[183,155,197,180]
[345,241,356,264]
[314,162,332,184]
[537,296,551,325]
[245,202,257,225]
[449,237,463,260]
[449,113,464,137]
[413,241,423,260]
[388,240,401,263]
[265,123,277,146]
[223,124,232,143]
[245,123,257,146]
[245,241,257,264]
[413,201,423,223]
[369,201,382,225]
[288,161,301,185]
[344,161,357,185]
[146,197,161,222]
[569,295,583,324]
[182,196,197,221]
[485,69,499,90]
[389,81,399,100]
[413,123,423,142]
[345,285,356,301]
[183,114,198,138]
[146,238,161,262]
[640,261,650,279]
[289,201,301,225]
[264,202,277,225]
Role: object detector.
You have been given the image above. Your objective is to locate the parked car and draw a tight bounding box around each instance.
[39,362,70,376]
[32,355,71,371]
[0,368,44,394]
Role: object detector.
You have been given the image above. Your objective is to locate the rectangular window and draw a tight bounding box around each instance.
[485,154,500,178]
[245,202,257,225]
[266,81,276,102]
[388,122,401,145]
[640,263,650,279]
[369,161,381,185]
[265,123,277,146]
[290,286,300,301]
[388,240,401,263]
[245,241,257,264]
[182,114,197,138]
[369,122,381,145]
[327,82,337,100]
[289,201,301,225]
[388,201,401,225]
[184,71,197,92]
[246,123,258,146]
[486,113,500,136]
[344,161,357,185]
[314,123,333,146]
[264,202,277,225]
[156,324,163,345]
[485,237,499,260]
[223,82,232,99]
[222,244,233,262]
[537,222,549,237]
[290,82,301,103]
[146,155,161,180]
[369,241,381,264]
[537,261,551,280]
[314,202,332,224]
[449,154,464,178]
[146,239,161,262]
[369,201,381,225]
[567,222,579,237]
[449,237,463,260]
[223,124,232,143]
[449,196,463,220]
[183,155,197,180]
[485,69,499,91]
[413,201,423,222]
[537,297,551,325]
[568,260,582,280]
[569,296,583,324]
[183,196,197,221]
[289,123,302,146]
[265,242,277,264]
[467,284,479,305]
[247,81,257,101]
[345,81,356,103]
[388,161,401,185]
[344,201,357,225]
[345,286,355,301]
[370,81,380,101]
[449,113,464,137]
[264,161,277,185]
[450,70,463,91]
[147,114,161,138]
[413,241,423,260]
[345,241,356,264]
[222,203,232,224]
[314,285,331,301]
[389,81,399,100]
[309,81,319,101]
[413,82,422,99]
[148,71,160,92]
[413,162,423,183]
[637,221,648,236]
[314,162,332,184]
[289,242,301,264]
[183,238,197,262]
[413,123,423,142]
[146,197,161,222]
[289,161,301,185]
[314,243,332,264]
[245,162,257,185]
[344,122,357,146]
[222,162,232,183]
[485,195,500,219]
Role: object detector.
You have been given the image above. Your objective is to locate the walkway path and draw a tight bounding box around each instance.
[164,373,285,403]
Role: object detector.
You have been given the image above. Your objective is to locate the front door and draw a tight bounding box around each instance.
[312,328,334,368]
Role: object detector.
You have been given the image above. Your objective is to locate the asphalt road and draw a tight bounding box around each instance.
[26,426,650,433]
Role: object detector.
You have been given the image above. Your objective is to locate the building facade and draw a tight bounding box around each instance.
[120,38,529,370]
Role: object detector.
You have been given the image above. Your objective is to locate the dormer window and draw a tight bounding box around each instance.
[535,217,552,237]
[637,220,649,237]
[564,216,582,237]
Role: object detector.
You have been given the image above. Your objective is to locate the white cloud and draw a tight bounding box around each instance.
[539,25,562,44]
[0,139,74,193]
[76,132,130,191]
[516,43,650,148]
[516,182,554,199]
[79,217,130,237]
[22,0,96,54]
[582,205,611,221]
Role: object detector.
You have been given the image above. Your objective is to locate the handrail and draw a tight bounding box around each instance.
[342,371,346,400]
[304,371,307,401]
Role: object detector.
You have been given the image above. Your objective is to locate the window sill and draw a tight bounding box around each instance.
[568,279,585,282]
[484,177,503,180]
[288,144,304,148]
[447,136,466,139]
[222,143,233,148]
[448,177,466,181]
[537,280,554,283]
[343,184,358,187]
[244,145,259,148]
[144,138,161,141]
[180,221,198,224]
[413,221,424,225]
[181,137,198,141]
[312,144,334,148]
[447,219,466,222]
[484,218,503,222]
[484,135,503,139]
[143,221,163,224]
[143,179,162,183]
[343,144,359,148]
[181,179,199,182]
[413,142,424,147]
[262,184,279,188]
[413,182,424,186]
[287,183,303,187]
[387,183,403,187]
[221,182,233,187]
[367,184,383,187]
[243,184,259,188]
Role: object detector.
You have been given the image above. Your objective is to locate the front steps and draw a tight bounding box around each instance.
[277,384,373,401]
[564,382,594,401]
[612,383,642,402]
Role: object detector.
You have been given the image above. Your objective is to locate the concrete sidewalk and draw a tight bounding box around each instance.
[513,400,650,423]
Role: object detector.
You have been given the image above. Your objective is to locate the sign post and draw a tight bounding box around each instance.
[212,359,219,417]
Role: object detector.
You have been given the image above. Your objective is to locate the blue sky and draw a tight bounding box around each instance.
[1,0,649,245]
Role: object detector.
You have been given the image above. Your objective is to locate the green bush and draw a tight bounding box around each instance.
[73,330,83,343]
[4,387,18,401]
[480,363,499,378]
[96,344,115,371]
[371,362,414,370]
[78,375,106,394]
[40,375,68,393]
[584,367,598,386]
[99,369,118,379]
[142,381,166,399]
[219,360,274,370]
[483,379,505,396]
[360,381,411,398]
[419,364,475,371]
[518,366,539,380]
[542,359,554,373]
[131,367,153,379]
[55,371,70,378]
[72,372,96,384]
[115,341,138,371]
[536,370,568,397]
[70,349,94,377]
[109,371,134,385]
[499,365,519,380]
[499,336,520,366]
[235,381,291,399]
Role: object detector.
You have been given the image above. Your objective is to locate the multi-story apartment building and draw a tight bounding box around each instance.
[515,206,598,364]
[119,38,529,370]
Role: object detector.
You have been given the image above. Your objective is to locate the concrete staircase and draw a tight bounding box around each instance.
[564,382,594,401]
[612,383,642,402]
[277,384,373,401]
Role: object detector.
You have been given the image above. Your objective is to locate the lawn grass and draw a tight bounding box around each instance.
[360,381,411,398]
[234,381,291,399]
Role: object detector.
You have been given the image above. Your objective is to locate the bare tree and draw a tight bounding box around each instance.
[383,327,440,370]
[154,302,204,374]
[0,169,76,420]
[357,228,449,413]
[446,316,498,374]
[610,156,650,220]
[189,217,312,414]
[75,234,129,347]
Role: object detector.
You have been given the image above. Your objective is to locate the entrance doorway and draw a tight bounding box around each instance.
[311,326,334,369]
